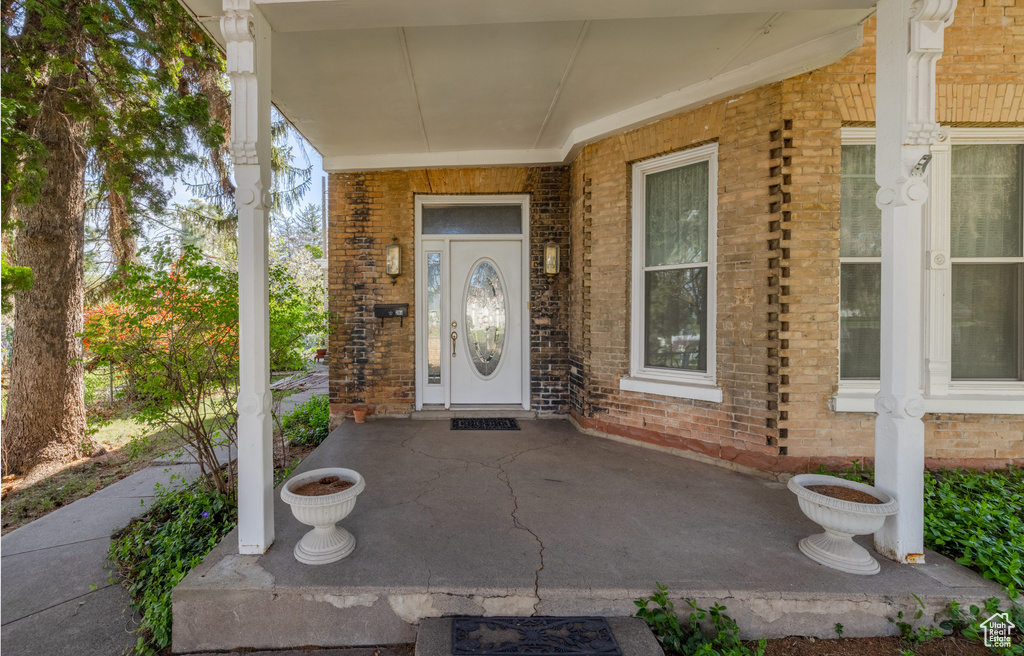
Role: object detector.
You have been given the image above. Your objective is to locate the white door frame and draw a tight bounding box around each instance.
[414,194,531,411]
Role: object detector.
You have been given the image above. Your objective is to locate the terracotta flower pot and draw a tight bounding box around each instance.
[788,473,899,575]
[352,407,368,423]
[280,467,365,565]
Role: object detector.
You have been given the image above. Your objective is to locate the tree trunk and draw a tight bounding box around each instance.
[1,66,88,475]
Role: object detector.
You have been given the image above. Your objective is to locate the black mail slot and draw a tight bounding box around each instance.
[374,304,408,318]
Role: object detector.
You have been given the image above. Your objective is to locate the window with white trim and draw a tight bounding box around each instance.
[621,143,721,403]
[837,128,1024,414]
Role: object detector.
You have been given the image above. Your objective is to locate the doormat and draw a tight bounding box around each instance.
[450,418,520,431]
[451,617,621,656]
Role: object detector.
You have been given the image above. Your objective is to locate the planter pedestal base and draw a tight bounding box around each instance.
[799,531,880,575]
[294,525,356,565]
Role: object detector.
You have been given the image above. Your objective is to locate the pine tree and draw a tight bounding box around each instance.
[1,0,227,474]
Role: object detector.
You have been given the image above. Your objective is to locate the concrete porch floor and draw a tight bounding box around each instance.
[172,418,1002,653]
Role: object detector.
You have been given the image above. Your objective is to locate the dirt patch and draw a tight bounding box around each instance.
[757,635,991,655]
[292,475,354,496]
[805,484,882,504]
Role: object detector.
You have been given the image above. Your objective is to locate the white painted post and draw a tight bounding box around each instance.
[223,0,274,554]
[873,0,956,564]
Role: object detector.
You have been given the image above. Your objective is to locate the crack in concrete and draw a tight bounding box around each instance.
[398,429,572,614]
[495,462,544,614]
[488,436,571,615]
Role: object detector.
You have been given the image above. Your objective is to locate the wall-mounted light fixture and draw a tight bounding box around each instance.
[544,241,560,279]
[386,237,402,284]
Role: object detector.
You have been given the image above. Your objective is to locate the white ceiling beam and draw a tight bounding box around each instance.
[257,0,874,32]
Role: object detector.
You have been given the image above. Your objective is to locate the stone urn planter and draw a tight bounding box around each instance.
[788,473,899,575]
[280,467,365,565]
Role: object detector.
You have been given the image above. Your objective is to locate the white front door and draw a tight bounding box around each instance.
[415,196,530,410]
[449,240,523,405]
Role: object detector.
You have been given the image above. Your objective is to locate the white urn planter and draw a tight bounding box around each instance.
[788,474,899,575]
[280,467,365,565]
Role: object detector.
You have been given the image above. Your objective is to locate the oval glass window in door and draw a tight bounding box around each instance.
[464,260,507,377]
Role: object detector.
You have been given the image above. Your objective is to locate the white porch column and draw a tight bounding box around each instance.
[223,0,274,554]
[873,0,955,564]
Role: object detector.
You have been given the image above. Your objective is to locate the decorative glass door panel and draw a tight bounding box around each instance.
[464,260,507,378]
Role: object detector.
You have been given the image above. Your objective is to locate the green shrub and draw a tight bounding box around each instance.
[109,483,237,655]
[924,467,1024,596]
[281,394,330,446]
[634,583,765,656]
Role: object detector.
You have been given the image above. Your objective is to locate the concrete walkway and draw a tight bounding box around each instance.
[1,370,329,656]
[1,463,199,656]
[174,417,1004,653]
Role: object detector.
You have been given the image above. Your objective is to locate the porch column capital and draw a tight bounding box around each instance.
[222,0,267,166]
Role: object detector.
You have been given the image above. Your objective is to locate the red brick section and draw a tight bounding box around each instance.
[327,167,570,426]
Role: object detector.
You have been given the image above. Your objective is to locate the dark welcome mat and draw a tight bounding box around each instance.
[450,418,520,431]
[452,617,621,656]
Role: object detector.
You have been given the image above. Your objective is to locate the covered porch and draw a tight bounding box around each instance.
[172,418,1002,652]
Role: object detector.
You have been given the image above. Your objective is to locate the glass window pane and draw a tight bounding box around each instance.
[840,145,881,258]
[422,205,522,234]
[645,161,709,267]
[952,263,1022,380]
[840,263,881,379]
[465,261,506,378]
[951,145,1023,258]
[644,268,707,372]
[426,253,441,384]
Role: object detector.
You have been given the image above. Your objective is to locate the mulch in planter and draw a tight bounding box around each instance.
[293,476,354,496]
[805,485,882,504]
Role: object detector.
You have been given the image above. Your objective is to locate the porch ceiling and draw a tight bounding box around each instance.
[183,0,874,170]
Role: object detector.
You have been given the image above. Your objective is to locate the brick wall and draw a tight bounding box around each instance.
[327,168,570,425]
[566,1,1023,471]
[777,3,1024,469]
[567,91,788,469]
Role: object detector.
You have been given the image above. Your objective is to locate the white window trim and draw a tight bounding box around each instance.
[621,143,722,403]
[835,127,1024,414]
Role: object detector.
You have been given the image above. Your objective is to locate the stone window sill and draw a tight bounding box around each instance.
[620,376,723,403]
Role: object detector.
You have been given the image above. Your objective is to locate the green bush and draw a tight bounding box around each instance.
[109,483,237,655]
[281,394,330,446]
[924,467,1024,595]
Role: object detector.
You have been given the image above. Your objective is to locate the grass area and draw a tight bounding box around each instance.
[1,416,185,534]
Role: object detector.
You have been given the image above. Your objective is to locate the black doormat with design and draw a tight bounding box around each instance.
[450,418,520,431]
[451,617,621,656]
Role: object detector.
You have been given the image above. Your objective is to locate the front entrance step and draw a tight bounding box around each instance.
[412,406,538,420]
[415,617,661,656]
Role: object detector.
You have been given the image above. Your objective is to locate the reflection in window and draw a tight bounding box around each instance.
[427,253,441,384]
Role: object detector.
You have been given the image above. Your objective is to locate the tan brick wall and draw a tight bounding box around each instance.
[776,3,1024,469]
[568,89,789,469]
[568,1,1023,470]
[327,168,570,424]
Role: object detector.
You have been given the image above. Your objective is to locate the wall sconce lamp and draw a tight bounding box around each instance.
[544,241,560,279]
[385,237,402,284]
